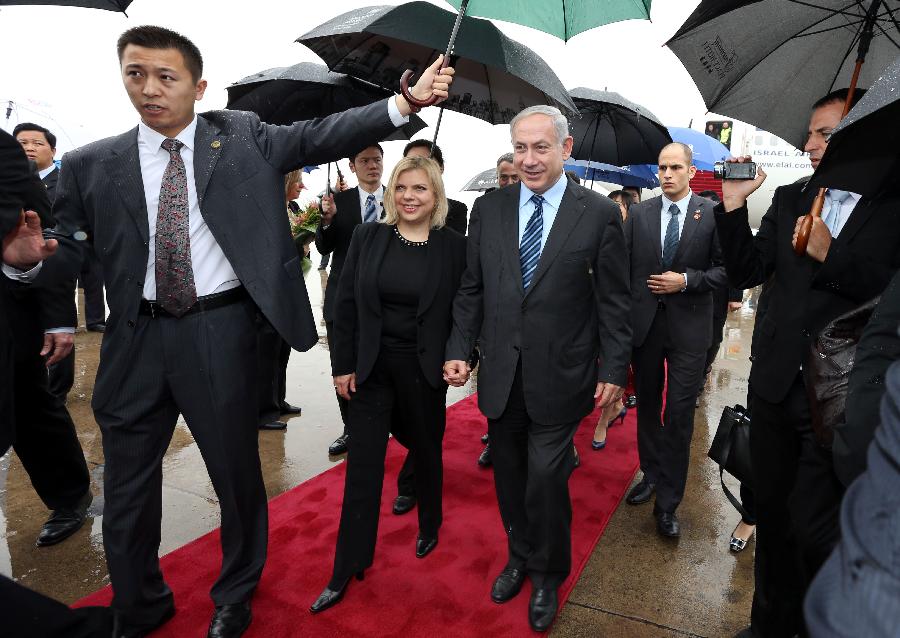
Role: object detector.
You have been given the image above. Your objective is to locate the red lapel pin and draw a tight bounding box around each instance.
[693,210,702,221]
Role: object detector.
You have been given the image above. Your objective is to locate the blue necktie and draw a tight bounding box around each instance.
[661,203,681,270]
[363,194,377,223]
[520,195,544,289]
[823,189,849,237]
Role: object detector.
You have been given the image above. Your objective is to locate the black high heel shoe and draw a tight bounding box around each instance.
[309,570,365,613]
[609,406,627,426]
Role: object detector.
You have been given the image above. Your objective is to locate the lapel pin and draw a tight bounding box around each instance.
[211,140,221,149]
[693,210,702,221]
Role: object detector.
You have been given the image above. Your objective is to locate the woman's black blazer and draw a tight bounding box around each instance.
[331,222,468,389]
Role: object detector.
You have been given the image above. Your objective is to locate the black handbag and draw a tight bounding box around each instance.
[708,404,753,520]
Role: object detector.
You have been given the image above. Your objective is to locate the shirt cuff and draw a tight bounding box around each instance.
[387,98,410,127]
[45,327,76,334]
[2,261,43,282]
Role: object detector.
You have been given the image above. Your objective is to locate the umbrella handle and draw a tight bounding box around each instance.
[400,66,444,112]
[794,188,826,256]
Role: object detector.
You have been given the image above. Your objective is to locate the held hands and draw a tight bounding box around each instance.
[721,156,767,213]
[792,215,831,262]
[2,210,58,270]
[595,383,624,409]
[443,360,470,387]
[42,332,74,366]
[320,194,337,226]
[647,271,685,295]
[396,55,456,116]
[334,373,356,400]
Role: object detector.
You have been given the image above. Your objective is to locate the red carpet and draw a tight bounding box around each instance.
[76,394,639,636]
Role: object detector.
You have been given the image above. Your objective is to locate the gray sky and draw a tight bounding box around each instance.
[0,0,706,206]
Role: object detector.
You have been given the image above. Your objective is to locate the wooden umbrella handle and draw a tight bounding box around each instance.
[400,60,449,112]
[794,188,827,255]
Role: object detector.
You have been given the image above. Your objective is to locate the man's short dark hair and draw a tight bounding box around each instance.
[347,143,384,164]
[622,185,641,201]
[403,139,444,169]
[117,25,203,83]
[12,122,56,149]
[698,189,721,203]
[812,88,867,112]
[608,189,634,209]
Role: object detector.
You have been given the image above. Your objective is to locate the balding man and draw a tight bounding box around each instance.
[624,142,727,538]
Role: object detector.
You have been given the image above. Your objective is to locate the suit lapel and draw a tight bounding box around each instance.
[672,194,703,267]
[417,227,444,316]
[103,128,149,242]
[362,224,390,317]
[526,184,586,295]
[501,185,524,296]
[193,116,224,208]
[644,196,663,265]
[835,197,875,244]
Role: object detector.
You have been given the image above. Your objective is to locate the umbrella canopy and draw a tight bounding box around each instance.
[297,2,577,125]
[668,0,900,148]
[226,62,427,141]
[809,55,900,198]
[0,0,132,10]
[564,159,659,188]
[666,126,731,171]
[462,167,498,191]
[444,0,652,42]
[568,87,671,166]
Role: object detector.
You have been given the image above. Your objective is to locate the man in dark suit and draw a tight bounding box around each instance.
[402,139,468,234]
[316,144,385,457]
[624,143,728,537]
[716,89,900,638]
[15,122,107,402]
[445,105,631,632]
[50,25,453,638]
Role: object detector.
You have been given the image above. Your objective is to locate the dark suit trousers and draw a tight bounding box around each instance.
[325,319,349,433]
[749,374,844,638]
[632,307,706,514]
[11,311,89,511]
[93,300,267,628]
[330,351,446,586]
[488,362,580,590]
[256,315,290,424]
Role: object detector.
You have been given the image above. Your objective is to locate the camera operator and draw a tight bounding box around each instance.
[714,88,900,638]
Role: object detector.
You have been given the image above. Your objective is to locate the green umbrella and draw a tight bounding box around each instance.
[444,0,652,42]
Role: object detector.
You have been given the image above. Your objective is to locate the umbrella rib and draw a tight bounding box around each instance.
[873,3,900,47]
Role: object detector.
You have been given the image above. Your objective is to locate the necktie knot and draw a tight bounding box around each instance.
[161,138,183,154]
[530,194,544,208]
[668,202,681,217]
[828,189,850,205]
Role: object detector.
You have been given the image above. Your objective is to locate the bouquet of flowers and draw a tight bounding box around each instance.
[289,199,321,239]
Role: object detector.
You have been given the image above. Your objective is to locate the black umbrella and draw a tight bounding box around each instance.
[809,56,900,197]
[568,87,671,166]
[0,0,132,11]
[296,1,578,128]
[668,0,899,149]
[226,62,427,142]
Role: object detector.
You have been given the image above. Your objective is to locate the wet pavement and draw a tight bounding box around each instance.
[0,248,759,637]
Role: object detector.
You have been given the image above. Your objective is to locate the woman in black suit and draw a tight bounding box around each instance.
[310,156,468,613]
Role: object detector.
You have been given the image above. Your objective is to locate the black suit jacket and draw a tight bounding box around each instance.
[715,183,900,404]
[332,222,467,388]
[51,101,399,410]
[446,180,632,425]
[626,194,727,352]
[42,166,59,204]
[446,198,468,235]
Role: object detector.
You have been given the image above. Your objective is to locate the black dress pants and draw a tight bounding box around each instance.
[488,362,580,590]
[749,374,844,638]
[325,319,349,435]
[92,299,267,631]
[330,351,446,586]
[631,308,706,514]
[256,315,290,425]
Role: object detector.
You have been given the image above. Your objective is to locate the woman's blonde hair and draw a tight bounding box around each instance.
[382,156,448,229]
[284,169,302,197]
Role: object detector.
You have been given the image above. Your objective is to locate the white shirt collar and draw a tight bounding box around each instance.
[38,164,57,179]
[661,190,692,214]
[138,115,197,153]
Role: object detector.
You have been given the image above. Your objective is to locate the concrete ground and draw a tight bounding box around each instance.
[0,250,758,637]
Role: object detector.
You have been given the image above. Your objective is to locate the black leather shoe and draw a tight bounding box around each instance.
[655,511,681,538]
[625,479,655,505]
[392,495,416,515]
[258,421,287,431]
[37,490,91,546]
[477,443,492,467]
[490,565,526,603]
[86,323,106,333]
[278,403,302,415]
[328,434,349,456]
[624,394,637,408]
[310,571,365,614]
[528,587,559,632]
[207,602,251,638]
[415,535,438,558]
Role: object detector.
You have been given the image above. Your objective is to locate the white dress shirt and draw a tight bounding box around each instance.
[660,191,692,286]
[138,116,240,300]
[517,173,567,253]
[826,190,862,237]
[39,164,57,180]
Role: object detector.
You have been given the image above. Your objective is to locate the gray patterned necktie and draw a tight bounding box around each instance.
[155,138,197,316]
[661,203,681,270]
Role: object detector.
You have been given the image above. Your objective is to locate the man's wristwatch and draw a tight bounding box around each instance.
[680,273,687,293]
